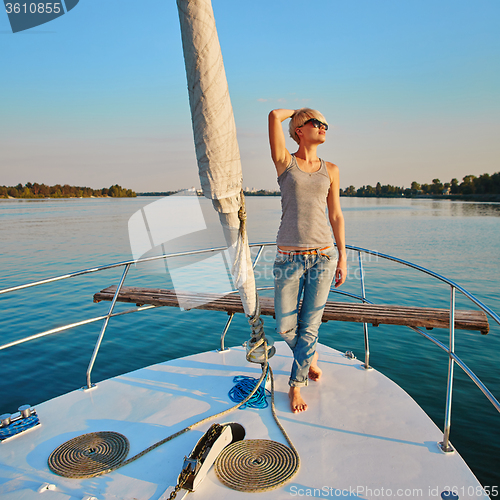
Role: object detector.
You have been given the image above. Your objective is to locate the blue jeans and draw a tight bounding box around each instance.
[273,247,337,387]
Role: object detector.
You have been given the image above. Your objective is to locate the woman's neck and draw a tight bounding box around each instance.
[295,143,319,163]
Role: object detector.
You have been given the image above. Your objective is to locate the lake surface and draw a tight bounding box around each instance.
[1,196,499,488]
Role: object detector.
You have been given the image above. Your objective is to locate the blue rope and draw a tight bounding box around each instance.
[228,375,270,409]
[0,414,40,441]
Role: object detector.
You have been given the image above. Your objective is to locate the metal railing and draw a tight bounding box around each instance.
[1,242,499,451]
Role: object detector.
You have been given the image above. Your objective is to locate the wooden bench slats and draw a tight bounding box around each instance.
[93,286,489,334]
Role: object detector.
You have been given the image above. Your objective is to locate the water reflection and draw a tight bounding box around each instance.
[339,197,500,217]
[450,201,500,217]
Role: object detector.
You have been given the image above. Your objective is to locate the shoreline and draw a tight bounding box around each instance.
[340,193,500,202]
[3,193,499,203]
[0,195,136,200]
[0,193,500,203]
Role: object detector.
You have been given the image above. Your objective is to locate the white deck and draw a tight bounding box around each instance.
[0,342,488,500]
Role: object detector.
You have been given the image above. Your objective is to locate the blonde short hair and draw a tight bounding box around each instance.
[289,108,328,144]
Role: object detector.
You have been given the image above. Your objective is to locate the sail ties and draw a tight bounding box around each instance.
[237,191,247,235]
[227,191,250,297]
[248,291,264,337]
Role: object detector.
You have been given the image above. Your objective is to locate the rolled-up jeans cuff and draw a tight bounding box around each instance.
[289,378,308,388]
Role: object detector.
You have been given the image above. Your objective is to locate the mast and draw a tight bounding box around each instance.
[176,0,267,348]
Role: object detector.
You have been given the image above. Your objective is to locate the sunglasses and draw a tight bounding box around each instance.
[300,118,328,131]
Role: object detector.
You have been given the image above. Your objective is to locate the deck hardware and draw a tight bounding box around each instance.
[0,414,12,427]
[81,383,97,392]
[246,335,275,363]
[438,440,455,453]
[37,483,56,492]
[358,251,371,370]
[182,456,201,478]
[19,404,31,418]
[0,405,40,441]
[86,263,131,389]
[441,286,456,452]
[344,351,356,360]
[172,423,242,493]
[218,312,235,352]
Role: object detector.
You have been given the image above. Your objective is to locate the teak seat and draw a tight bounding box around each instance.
[93,286,489,334]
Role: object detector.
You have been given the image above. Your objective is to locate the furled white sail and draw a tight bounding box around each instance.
[176,0,265,342]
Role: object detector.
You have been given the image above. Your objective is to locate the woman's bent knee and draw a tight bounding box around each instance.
[277,326,298,349]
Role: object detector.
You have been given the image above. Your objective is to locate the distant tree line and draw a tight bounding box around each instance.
[137,189,281,197]
[341,172,500,198]
[1,183,136,199]
[137,191,179,197]
[244,189,280,196]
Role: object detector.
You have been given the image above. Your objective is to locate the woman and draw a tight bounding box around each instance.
[268,108,347,413]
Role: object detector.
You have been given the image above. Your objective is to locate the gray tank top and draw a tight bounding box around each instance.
[276,154,334,248]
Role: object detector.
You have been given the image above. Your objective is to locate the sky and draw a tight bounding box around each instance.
[1,0,499,192]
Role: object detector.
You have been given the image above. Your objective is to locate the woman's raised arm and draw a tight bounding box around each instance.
[268,109,294,173]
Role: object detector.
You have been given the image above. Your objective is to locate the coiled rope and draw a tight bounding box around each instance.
[48,431,129,479]
[228,375,270,409]
[48,340,300,492]
[215,358,300,492]
[215,439,297,492]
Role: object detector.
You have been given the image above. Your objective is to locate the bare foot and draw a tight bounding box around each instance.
[308,351,322,382]
[289,387,307,413]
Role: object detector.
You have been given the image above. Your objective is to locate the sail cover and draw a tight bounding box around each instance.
[176,0,263,335]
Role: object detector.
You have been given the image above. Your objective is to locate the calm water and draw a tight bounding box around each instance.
[1,196,499,488]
